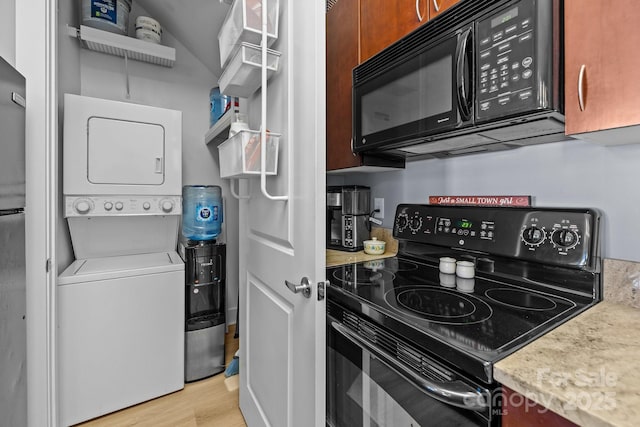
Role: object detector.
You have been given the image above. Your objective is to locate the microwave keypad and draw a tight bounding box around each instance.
[476,1,537,119]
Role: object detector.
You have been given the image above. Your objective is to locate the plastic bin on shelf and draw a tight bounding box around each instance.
[219,42,281,98]
[218,129,280,179]
[218,0,280,69]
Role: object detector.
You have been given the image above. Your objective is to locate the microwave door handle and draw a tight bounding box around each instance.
[455,28,473,121]
[331,321,488,411]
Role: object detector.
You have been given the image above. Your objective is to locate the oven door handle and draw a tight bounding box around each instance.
[331,321,488,411]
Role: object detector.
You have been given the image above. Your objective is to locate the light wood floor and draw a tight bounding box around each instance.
[78,325,247,427]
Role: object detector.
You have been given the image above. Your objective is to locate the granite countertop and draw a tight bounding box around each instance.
[494,301,640,427]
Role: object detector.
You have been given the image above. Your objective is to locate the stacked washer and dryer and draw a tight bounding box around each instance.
[58,94,184,426]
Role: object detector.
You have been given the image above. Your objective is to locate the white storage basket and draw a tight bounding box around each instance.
[218,0,280,69]
[218,129,280,178]
[219,42,281,98]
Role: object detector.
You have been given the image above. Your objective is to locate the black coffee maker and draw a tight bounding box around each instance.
[326,185,371,251]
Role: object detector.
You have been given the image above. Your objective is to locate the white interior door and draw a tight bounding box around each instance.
[238,0,326,426]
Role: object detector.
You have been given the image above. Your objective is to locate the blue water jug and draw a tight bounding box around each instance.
[182,185,223,241]
[210,87,230,128]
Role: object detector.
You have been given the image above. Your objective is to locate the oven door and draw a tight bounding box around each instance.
[327,313,495,427]
[353,26,473,153]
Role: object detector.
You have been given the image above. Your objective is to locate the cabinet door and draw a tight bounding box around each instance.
[326,0,362,170]
[360,0,428,62]
[502,386,578,427]
[565,0,640,135]
[429,0,460,19]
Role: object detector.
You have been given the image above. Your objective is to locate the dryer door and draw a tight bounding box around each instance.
[88,117,165,185]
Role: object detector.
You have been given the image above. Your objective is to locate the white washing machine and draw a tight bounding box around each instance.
[58,94,185,426]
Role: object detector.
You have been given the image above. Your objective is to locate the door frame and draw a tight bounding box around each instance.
[16,0,59,425]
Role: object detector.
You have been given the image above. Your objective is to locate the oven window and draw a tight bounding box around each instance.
[327,318,488,427]
[361,55,452,136]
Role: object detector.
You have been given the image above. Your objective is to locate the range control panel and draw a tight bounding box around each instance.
[394,204,600,269]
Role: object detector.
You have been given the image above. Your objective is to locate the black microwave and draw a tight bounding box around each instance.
[353,0,565,158]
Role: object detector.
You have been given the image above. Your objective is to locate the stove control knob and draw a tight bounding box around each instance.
[115,202,124,211]
[104,201,113,211]
[551,228,580,249]
[396,213,409,232]
[143,202,151,211]
[409,215,423,233]
[521,226,546,246]
[161,199,175,213]
[74,199,93,215]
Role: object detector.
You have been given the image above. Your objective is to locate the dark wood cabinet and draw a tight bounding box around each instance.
[326,0,405,172]
[428,0,460,19]
[359,0,428,62]
[501,386,579,427]
[326,0,362,170]
[564,0,640,141]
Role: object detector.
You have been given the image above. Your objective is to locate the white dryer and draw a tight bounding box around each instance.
[58,94,185,426]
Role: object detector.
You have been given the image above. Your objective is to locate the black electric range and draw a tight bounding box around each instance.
[327,204,602,385]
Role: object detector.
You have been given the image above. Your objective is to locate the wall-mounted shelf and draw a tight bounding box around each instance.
[69,25,176,67]
[205,110,233,146]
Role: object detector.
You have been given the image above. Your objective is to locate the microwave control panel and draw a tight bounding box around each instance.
[475,0,547,120]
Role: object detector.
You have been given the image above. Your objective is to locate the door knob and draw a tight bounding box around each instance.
[285,277,312,298]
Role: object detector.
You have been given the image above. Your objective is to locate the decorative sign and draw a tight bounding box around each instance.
[428,195,532,207]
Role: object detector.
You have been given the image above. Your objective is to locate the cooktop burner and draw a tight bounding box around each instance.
[485,288,558,311]
[387,287,493,325]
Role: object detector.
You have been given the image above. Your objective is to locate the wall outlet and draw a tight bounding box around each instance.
[374,198,384,219]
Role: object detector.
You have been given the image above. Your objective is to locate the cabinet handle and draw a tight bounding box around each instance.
[416,0,424,22]
[578,64,586,112]
[433,0,441,12]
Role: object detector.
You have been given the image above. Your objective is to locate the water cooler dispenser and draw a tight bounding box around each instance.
[181,185,226,382]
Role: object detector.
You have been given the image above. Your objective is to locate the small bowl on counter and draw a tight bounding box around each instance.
[363,237,386,255]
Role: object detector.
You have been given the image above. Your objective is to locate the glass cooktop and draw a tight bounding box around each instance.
[327,256,591,358]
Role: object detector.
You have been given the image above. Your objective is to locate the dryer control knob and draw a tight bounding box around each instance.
[161,200,174,213]
[143,202,151,210]
[74,199,92,215]
[115,202,124,211]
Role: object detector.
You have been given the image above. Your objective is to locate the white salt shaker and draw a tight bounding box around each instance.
[456,260,475,278]
[439,257,457,274]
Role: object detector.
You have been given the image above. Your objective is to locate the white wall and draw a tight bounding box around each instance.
[56,1,240,323]
[0,0,15,64]
[331,137,640,262]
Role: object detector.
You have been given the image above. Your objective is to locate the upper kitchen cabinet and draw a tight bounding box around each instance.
[428,0,460,19]
[564,0,640,144]
[360,0,428,62]
[326,0,361,170]
[326,0,405,172]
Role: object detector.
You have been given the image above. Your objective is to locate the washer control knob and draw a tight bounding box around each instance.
[161,200,174,213]
[115,202,124,211]
[143,202,151,210]
[74,199,93,215]
[104,201,113,211]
